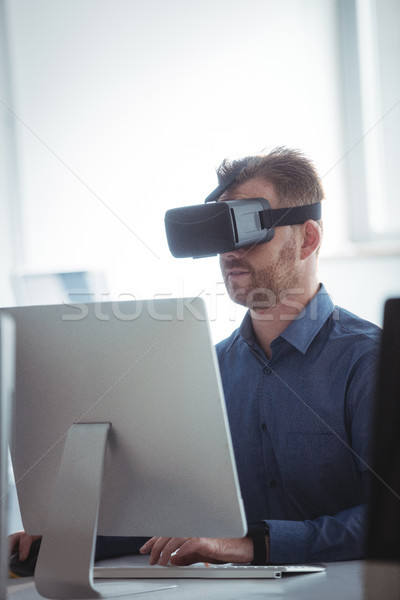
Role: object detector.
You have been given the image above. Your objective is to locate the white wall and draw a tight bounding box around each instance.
[320,253,400,326]
[0,0,357,338]
[0,0,23,307]
[1,0,399,342]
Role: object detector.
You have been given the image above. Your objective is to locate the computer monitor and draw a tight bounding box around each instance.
[2,298,246,599]
[366,297,400,559]
[0,315,15,600]
[12,270,107,306]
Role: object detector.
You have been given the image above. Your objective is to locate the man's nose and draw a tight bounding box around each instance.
[220,246,249,260]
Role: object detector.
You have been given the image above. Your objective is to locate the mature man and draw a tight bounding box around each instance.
[140,147,381,566]
[10,148,381,570]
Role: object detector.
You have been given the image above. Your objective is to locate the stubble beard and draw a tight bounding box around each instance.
[223,242,301,310]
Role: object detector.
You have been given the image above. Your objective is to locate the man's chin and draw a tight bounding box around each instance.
[227,285,277,310]
[227,292,273,311]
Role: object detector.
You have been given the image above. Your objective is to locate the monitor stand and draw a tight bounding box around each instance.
[34,423,171,600]
[34,422,111,599]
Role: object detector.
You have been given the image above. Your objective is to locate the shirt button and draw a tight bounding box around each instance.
[261,423,267,431]
[269,479,278,488]
[263,366,271,374]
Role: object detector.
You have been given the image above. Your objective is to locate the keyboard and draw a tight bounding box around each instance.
[94,562,326,579]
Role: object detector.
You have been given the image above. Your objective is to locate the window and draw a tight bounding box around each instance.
[339,0,400,244]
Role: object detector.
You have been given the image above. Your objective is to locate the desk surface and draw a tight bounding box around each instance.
[6,558,400,600]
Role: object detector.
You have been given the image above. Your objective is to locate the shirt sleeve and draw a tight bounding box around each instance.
[267,500,369,563]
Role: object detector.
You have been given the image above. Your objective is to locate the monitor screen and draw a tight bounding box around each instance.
[2,298,246,598]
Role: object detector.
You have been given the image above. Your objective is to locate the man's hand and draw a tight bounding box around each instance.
[140,536,253,566]
[8,531,41,561]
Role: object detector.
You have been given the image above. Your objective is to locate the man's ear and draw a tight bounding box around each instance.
[300,220,322,260]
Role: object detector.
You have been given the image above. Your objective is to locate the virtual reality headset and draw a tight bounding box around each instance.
[164,178,322,259]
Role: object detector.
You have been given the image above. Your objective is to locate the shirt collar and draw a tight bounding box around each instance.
[227,284,336,355]
[279,284,336,353]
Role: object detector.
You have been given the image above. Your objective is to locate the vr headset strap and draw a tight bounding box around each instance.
[260,202,321,229]
[205,176,321,228]
[204,169,244,203]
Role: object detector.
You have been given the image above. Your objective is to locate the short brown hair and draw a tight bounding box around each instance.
[216,146,324,209]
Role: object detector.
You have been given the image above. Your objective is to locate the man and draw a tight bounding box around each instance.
[10,148,381,569]
[139,147,381,566]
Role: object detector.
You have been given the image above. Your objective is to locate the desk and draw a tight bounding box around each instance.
[6,559,400,600]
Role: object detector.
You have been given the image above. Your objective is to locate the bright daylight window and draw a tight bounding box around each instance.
[340,0,400,245]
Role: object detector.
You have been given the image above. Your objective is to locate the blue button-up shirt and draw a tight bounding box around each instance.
[216,284,381,563]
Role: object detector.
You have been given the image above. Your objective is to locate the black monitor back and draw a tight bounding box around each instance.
[366,298,400,559]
